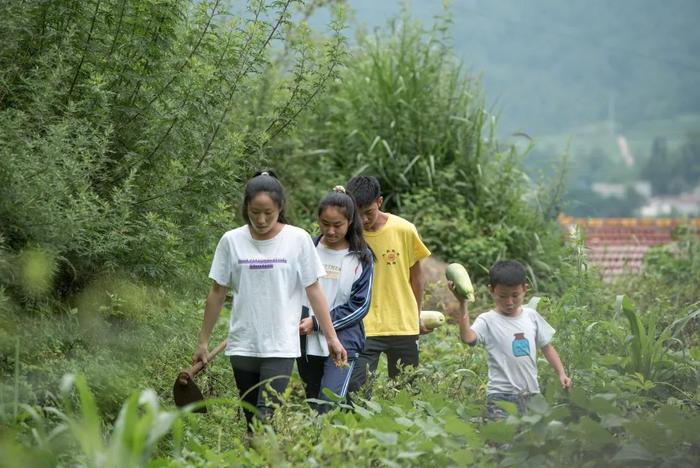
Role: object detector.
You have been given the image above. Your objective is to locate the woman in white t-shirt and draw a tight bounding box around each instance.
[192,171,347,432]
[297,186,374,412]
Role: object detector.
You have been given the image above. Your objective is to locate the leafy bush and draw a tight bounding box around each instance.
[0,0,345,299]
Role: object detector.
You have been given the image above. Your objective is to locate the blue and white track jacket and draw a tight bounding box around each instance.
[301,236,374,356]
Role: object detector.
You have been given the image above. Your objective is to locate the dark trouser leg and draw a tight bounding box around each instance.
[256,358,294,420]
[230,356,261,431]
[348,338,385,398]
[230,356,294,430]
[296,355,326,407]
[317,352,358,413]
[385,335,420,379]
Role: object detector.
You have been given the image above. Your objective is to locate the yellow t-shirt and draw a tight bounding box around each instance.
[363,214,431,336]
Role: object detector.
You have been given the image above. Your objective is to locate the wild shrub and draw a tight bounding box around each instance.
[0,0,345,300]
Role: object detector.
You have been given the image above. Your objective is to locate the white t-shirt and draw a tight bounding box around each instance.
[209,224,326,358]
[471,307,555,395]
[304,244,363,356]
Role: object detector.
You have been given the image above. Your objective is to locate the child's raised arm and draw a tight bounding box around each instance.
[541,344,572,389]
[448,281,477,345]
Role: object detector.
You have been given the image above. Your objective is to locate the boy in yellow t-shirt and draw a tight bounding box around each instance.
[346,176,431,396]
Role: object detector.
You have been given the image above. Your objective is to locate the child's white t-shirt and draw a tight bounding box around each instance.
[303,243,363,356]
[471,307,555,395]
[208,224,325,358]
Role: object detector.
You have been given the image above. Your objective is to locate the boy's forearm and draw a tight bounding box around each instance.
[456,300,477,344]
[409,261,425,314]
[542,344,566,376]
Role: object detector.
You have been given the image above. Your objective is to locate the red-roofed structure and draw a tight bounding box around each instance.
[558,216,700,281]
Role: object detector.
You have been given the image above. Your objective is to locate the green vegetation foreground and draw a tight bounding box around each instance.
[1,235,699,466]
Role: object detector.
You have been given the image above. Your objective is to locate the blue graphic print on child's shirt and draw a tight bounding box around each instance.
[512,332,530,357]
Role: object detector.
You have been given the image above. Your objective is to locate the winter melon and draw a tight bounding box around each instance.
[445,263,475,302]
[420,310,445,330]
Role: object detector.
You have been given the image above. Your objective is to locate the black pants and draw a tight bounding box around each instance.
[347,335,419,397]
[229,356,295,431]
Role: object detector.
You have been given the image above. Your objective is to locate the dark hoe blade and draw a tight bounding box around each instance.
[173,372,207,413]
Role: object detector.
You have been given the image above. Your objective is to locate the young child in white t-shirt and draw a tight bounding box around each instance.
[448,259,571,419]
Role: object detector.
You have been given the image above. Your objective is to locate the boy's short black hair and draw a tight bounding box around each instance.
[346,176,381,208]
[489,260,527,287]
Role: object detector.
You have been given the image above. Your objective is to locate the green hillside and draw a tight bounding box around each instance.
[341,0,700,137]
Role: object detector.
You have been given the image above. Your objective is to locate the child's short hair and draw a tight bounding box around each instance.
[346,176,381,208]
[489,260,527,287]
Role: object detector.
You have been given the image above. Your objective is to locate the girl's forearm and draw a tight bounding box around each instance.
[198,283,228,346]
[306,282,339,341]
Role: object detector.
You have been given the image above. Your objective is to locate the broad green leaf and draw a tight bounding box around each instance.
[352,405,373,419]
[520,414,542,424]
[449,448,474,465]
[526,394,549,414]
[396,451,425,459]
[611,442,656,462]
[394,417,413,427]
[480,421,516,443]
[573,417,614,448]
[365,400,383,413]
[600,414,629,429]
[624,420,666,442]
[589,395,618,415]
[444,416,477,438]
[367,429,398,446]
[414,418,445,438]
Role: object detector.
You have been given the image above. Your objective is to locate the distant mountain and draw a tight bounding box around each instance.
[335,0,700,137]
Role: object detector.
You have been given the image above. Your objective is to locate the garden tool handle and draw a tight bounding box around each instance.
[177,339,227,385]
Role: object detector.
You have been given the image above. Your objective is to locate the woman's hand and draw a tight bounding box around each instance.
[192,343,209,367]
[299,317,314,335]
[327,337,348,367]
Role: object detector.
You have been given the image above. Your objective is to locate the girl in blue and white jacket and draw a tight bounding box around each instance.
[298,186,374,412]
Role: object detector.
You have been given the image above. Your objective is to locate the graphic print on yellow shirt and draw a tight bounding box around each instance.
[362,214,430,336]
[382,249,399,265]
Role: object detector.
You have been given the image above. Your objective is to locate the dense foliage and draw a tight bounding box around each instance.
[0,0,345,298]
